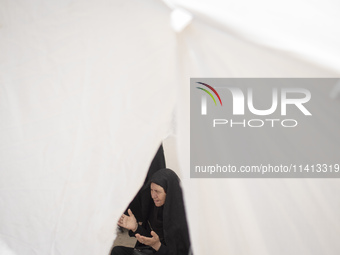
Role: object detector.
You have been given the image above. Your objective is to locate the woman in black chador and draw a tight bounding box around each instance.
[123,145,166,223]
[111,168,191,255]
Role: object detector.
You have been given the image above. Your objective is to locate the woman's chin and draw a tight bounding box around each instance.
[154,201,163,207]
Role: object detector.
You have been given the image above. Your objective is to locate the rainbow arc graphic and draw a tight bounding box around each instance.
[196,82,222,115]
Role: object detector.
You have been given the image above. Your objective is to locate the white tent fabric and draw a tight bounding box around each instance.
[1,0,340,254]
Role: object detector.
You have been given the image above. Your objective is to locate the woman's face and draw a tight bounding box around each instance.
[150,182,166,207]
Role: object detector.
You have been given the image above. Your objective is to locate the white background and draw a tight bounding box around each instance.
[1,0,340,254]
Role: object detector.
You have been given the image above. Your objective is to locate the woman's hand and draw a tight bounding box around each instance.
[117,209,138,232]
[135,231,162,251]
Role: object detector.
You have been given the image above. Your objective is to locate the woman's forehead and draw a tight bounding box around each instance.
[150,182,164,191]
